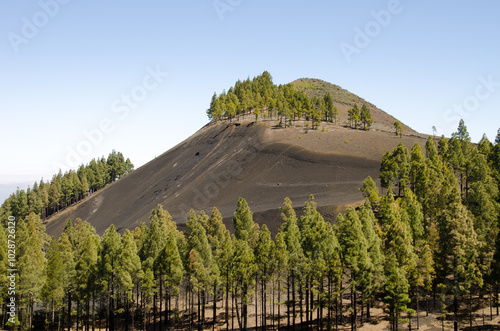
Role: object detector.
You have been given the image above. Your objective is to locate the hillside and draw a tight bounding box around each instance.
[45,113,428,237]
[291,78,416,134]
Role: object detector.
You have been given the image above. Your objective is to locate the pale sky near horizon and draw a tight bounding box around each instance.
[1,1,500,203]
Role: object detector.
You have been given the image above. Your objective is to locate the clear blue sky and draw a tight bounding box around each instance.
[1,1,500,202]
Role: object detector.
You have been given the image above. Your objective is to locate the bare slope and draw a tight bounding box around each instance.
[291,78,416,134]
[46,115,428,237]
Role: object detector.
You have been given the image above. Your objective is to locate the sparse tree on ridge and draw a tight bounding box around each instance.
[348,104,361,129]
[323,93,334,122]
[360,104,373,130]
[394,121,404,137]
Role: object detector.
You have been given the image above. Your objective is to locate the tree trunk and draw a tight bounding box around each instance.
[202,289,206,330]
[68,292,72,331]
[469,290,473,331]
[153,284,157,331]
[497,285,499,316]
[232,285,235,331]
[292,273,296,330]
[300,284,304,327]
[318,284,322,331]
[311,281,314,326]
[77,299,80,331]
[416,288,420,330]
[159,275,163,329]
[327,273,332,331]
[198,291,201,331]
[490,288,493,321]
[226,274,229,331]
[263,276,267,331]
[86,295,90,331]
[287,275,291,329]
[52,298,55,330]
[306,277,310,328]
[243,284,248,331]
[255,274,258,330]
[272,276,280,330]
[190,286,194,331]
[235,288,242,330]
[213,281,217,331]
[352,277,357,331]
[336,277,340,331]
[279,277,283,330]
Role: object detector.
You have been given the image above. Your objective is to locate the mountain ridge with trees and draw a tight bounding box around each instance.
[36,72,435,239]
[207,72,410,134]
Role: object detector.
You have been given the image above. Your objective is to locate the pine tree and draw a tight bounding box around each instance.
[436,168,482,329]
[0,226,8,310]
[186,210,218,330]
[358,200,385,320]
[380,151,397,192]
[218,228,234,330]
[490,231,500,316]
[438,135,449,159]
[379,190,415,330]
[141,268,156,328]
[336,206,371,330]
[74,224,100,330]
[273,231,289,330]
[398,189,425,244]
[119,229,143,329]
[232,237,256,331]
[80,175,89,199]
[56,223,77,329]
[348,104,360,129]
[99,224,123,331]
[155,230,183,328]
[17,213,47,329]
[360,176,380,207]
[323,93,334,122]
[384,254,411,331]
[410,143,427,196]
[478,134,493,156]
[360,104,373,130]
[394,121,404,137]
[298,195,335,327]
[279,197,304,329]
[233,197,256,244]
[41,237,65,329]
[204,207,227,328]
[48,182,60,214]
[392,143,411,196]
[466,152,499,268]
[255,224,275,329]
[140,205,173,270]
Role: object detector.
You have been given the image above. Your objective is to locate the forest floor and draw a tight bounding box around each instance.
[25,292,500,330]
[122,296,500,331]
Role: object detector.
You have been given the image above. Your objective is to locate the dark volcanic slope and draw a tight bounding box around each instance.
[46,118,428,237]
